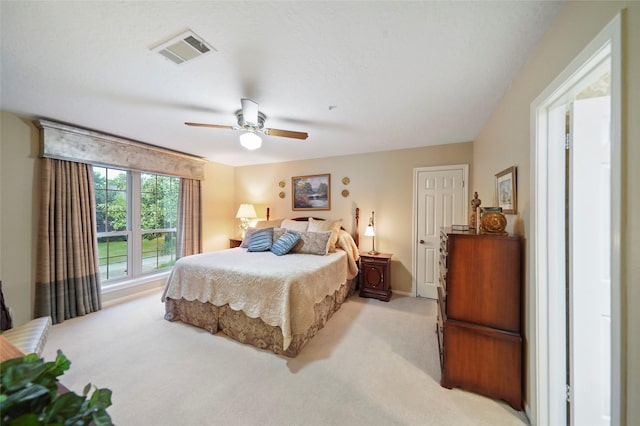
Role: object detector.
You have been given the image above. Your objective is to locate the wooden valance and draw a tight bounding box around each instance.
[35,119,207,180]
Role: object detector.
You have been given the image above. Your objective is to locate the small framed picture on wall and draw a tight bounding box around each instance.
[495,166,517,214]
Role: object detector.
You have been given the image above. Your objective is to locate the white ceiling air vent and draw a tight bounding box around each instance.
[151,30,215,65]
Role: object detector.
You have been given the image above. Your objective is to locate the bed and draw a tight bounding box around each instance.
[162,209,360,357]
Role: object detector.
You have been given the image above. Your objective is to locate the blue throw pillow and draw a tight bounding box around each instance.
[247,228,274,252]
[270,231,301,256]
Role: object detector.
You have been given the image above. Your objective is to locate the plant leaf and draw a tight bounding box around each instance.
[50,350,72,377]
[89,388,112,410]
[92,408,113,426]
[44,392,84,424]
[2,360,49,391]
[82,383,91,397]
[0,384,51,416]
[5,412,41,426]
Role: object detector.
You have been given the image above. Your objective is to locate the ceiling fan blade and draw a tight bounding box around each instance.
[264,128,309,140]
[241,98,259,126]
[185,122,235,130]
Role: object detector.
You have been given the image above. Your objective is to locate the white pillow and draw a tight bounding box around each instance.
[273,227,287,241]
[308,217,342,252]
[281,219,308,232]
[254,219,284,229]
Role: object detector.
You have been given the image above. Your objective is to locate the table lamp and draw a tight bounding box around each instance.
[236,204,257,236]
[364,211,378,255]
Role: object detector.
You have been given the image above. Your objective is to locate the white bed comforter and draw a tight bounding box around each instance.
[161,245,357,350]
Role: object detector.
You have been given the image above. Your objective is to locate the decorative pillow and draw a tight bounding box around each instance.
[270,231,301,256]
[290,231,332,255]
[247,228,274,252]
[254,219,284,229]
[240,227,261,248]
[273,227,286,241]
[308,217,342,252]
[281,219,308,232]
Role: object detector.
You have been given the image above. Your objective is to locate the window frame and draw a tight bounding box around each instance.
[94,166,179,288]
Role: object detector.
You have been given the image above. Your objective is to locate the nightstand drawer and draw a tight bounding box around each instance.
[361,256,389,266]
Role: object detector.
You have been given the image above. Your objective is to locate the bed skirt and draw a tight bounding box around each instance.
[164,278,355,357]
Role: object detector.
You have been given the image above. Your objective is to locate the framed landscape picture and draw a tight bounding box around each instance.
[495,166,517,214]
[292,174,331,211]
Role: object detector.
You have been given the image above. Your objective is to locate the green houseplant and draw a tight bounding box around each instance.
[0,350,112,425]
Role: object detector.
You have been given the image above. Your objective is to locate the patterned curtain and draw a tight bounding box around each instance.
[35,158,101,324]
[176,178,202,258]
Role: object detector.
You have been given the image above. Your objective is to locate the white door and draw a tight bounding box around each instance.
[531,16,620,424]
[571,95,611,426]
[414,165,467,298]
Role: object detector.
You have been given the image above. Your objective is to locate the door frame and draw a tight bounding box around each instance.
[529,13,621,426]
[411,164,469,297]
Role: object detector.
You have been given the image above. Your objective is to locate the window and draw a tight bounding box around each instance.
[94,167,179,285]
[94,167,128,280]
[140,173,179,274]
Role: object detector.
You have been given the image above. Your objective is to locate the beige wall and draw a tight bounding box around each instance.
[0,112,40,326]
[234,143,473,294]
[473,2,639,424]
[201,161,235,252]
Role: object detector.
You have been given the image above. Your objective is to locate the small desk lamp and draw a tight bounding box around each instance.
[236,204,257,236]
[364,211,378,255]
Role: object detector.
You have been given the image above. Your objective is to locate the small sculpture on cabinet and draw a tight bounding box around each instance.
[470,192,481,232]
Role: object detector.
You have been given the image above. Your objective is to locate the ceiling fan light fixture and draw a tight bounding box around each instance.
[186,98,308,142]
[239,132,262,150]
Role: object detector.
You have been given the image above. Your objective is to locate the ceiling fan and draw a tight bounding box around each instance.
[185,98,308,150]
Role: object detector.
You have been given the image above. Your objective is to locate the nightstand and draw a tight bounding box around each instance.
[359,252,393,302]
[229,238,243,248]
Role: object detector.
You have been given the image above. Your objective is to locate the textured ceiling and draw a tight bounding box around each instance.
[0,1,564,167]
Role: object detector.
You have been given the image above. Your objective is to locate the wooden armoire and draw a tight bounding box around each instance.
[436,228,523,410]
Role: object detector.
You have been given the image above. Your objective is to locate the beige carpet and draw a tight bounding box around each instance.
[42,288,529,426]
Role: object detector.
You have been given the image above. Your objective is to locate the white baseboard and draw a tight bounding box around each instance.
[101,274,167,305]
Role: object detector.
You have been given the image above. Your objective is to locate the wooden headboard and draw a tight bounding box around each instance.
[265,207,360,247]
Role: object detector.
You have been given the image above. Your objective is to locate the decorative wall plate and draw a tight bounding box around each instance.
[278,181,285,188]
[342,177,350,185]
[279,191,285,198]
[341,189,349,198]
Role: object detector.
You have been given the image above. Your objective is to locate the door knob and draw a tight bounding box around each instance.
[419,240,425,244]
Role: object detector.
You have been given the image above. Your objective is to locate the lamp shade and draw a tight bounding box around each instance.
[364,225,375,237]
[235,204,257,219]
[239,132,262,150]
